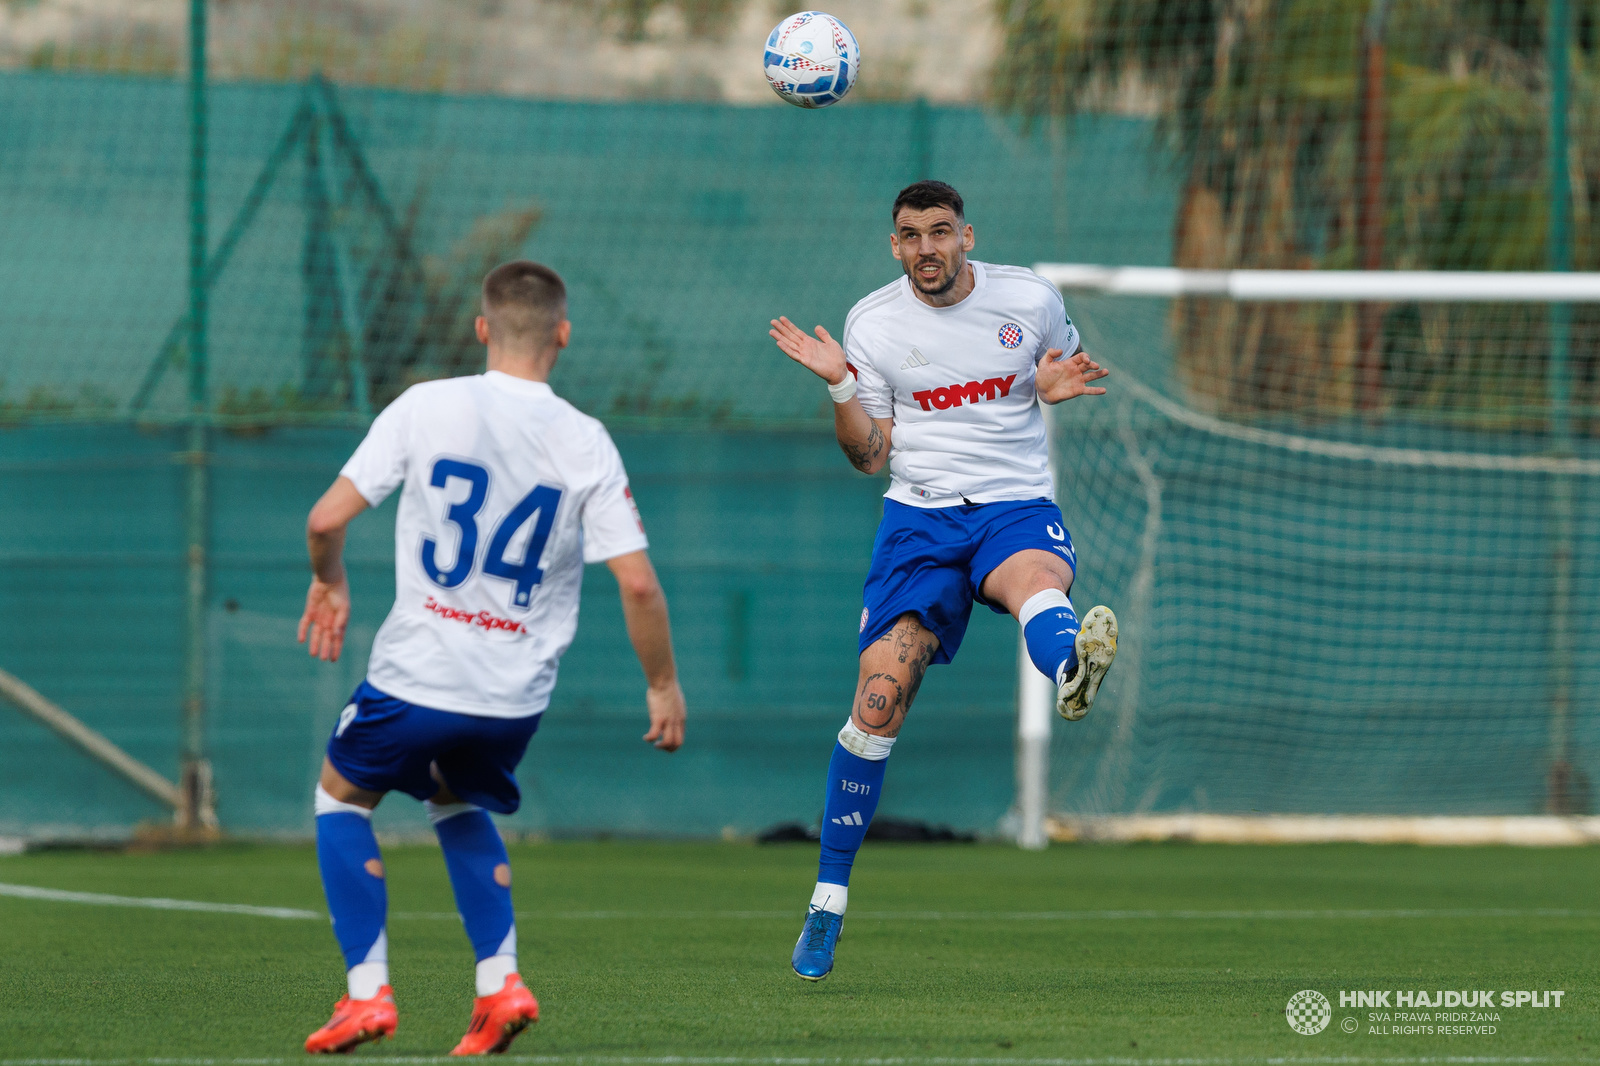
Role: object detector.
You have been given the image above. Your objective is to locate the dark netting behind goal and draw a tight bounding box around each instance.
[1046,292,1600,817]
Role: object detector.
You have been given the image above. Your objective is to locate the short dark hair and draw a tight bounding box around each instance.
[481,260,567,349]
[892,180,964,224]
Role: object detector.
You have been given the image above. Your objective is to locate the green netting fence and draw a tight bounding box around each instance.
[0,71,1173,837]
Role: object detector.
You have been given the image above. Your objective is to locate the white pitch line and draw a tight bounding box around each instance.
[844,908,1600,921]
[385,908,1599,922]
[0,882,320,920]
[3,885,1595,924]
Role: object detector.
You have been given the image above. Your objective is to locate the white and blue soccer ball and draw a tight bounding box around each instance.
[763,11,859,109]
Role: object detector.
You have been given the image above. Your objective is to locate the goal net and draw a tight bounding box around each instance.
[1027,266,1600,830]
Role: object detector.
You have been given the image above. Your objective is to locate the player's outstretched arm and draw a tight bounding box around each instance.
[298,476,369,663]
[1035,347,1110,404]
[769,316,892,473]
[606,550,686,752]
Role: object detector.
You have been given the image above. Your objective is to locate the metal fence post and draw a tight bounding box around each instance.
[179,0,216,832]
[1545,0,1580,815]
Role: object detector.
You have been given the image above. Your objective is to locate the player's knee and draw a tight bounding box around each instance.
[319,760,380,808]
[1036,567,1072,596]
[1001,568,1072,614]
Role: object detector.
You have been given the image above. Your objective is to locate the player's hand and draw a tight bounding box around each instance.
[643,679,686,752]
[769,316,849,385]
[298,574,351,663]
[1036,348,1110,403]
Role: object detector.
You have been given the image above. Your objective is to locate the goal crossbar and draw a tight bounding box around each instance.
[1035,264,1600,302]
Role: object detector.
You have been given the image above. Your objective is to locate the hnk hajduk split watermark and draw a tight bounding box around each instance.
[1284,988,1567,1037]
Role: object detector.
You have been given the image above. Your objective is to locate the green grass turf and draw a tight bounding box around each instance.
[0,840,1596,1062]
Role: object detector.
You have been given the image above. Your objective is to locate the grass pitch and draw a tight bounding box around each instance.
[0,839,1596,1062]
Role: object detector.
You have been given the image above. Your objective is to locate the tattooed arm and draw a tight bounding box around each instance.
[770,315,894,474]
[834,407,894,475]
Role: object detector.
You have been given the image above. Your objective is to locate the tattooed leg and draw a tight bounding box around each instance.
[802,613,941,925]
[854,613,940,737]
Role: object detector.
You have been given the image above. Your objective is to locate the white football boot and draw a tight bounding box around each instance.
[1056,605,1118,721]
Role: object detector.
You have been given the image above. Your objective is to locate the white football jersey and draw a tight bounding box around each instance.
[843,261,1079,507]
[339,371,648,719]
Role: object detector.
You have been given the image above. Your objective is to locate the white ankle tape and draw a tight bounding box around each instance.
[314,784,373,818]
[346,960,388,1000]
[476,953,518,997]
[811,882,848,915]
[1018,588,1072,628]
[425,799,481,825]
[838,718,895,761]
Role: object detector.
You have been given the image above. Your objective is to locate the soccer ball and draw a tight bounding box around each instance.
[763,11,859,108]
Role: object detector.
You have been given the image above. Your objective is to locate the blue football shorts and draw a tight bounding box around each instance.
[858,497,1077,665]
[324,680,541,814]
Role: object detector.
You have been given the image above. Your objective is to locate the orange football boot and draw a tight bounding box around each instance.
[304,986,397,1054]
[449,974,539,1055]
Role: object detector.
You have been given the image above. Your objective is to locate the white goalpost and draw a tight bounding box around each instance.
[1011,264,1600,849]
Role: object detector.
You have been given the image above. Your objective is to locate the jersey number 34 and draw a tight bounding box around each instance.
[420,458,563,610]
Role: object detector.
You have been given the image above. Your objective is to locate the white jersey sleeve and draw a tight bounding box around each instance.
[1045,287,1082,357]
[580,431,650,563]
[339,388,415,507]
[846,355,892,420]
[843,288,896,419]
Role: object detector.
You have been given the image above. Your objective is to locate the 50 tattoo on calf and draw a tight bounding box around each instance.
[855,672,905,732]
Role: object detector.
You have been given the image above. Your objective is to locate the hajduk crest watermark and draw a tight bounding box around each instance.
[1286,990,1332,1035]
[1285,988,1565,1037]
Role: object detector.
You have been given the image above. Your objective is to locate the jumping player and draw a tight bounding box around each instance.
[297,261,686,1053]
[769,180,1117,981]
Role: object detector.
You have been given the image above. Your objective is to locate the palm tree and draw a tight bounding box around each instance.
[994,0,1598,424]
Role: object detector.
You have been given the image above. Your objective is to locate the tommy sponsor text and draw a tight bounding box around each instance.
[911,375,1016,411]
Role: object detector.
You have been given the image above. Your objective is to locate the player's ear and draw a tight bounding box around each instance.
[554,319,572,351]
[475,315,491,345]
[962,223,975,252]
[889,231,903,261]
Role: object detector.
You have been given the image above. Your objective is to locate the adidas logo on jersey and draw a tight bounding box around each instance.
[831,811,864,826]
[900,347,931,370]
[911,374,1017,412]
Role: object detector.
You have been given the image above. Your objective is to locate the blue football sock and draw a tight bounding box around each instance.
[431,805,516,964]
[316,811,389,971]
[1022,590,1080,684]
[818,739,889,887]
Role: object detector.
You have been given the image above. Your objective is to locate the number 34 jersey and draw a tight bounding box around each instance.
[340,371,648,719]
